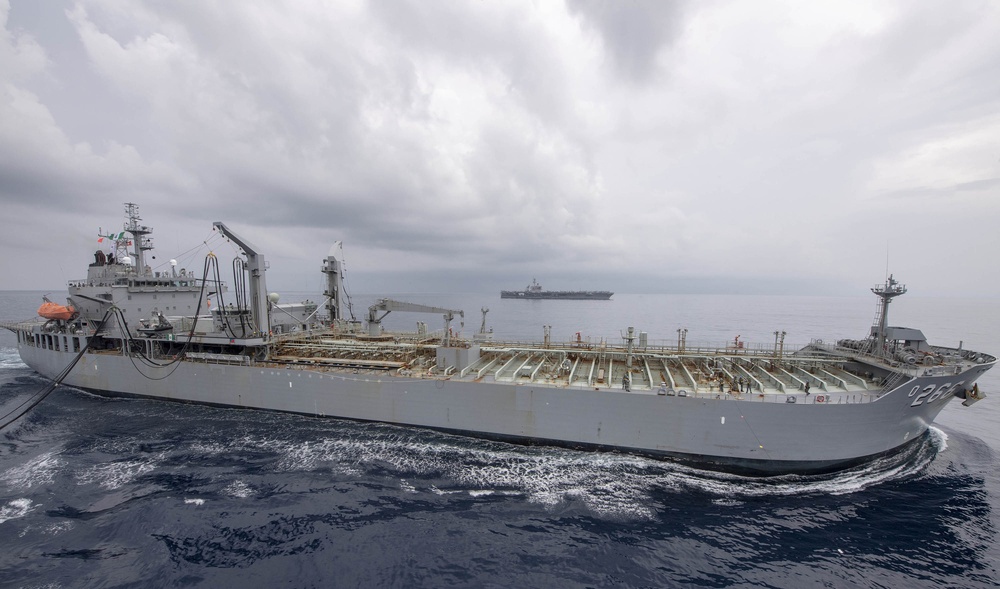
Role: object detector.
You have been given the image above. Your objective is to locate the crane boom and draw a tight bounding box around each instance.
[367,298,464,345]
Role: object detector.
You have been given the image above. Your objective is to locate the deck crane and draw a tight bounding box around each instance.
[367,299,464,346]
[212,221,269,339]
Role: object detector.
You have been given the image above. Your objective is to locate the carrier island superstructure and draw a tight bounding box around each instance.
[2,205,994,475]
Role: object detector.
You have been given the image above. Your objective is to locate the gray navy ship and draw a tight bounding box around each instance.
[2,204,994,475]
[501,279,613,300]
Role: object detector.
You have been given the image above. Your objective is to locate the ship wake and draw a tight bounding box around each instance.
[0,384,953,522]
[192,418,949,520]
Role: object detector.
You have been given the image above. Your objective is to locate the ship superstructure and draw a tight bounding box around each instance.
[2,206,993,475]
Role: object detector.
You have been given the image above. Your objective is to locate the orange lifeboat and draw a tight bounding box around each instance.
[38,299,77,321]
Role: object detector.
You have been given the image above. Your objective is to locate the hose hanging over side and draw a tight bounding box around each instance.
[0,309,114,431]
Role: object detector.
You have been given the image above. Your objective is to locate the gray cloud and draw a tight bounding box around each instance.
[1,0,998,298]
[567,0,686,82]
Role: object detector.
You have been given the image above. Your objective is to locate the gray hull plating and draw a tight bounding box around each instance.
[19,344,966,475]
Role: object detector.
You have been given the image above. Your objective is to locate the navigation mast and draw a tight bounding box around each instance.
[123,202,154,275]
[870,274,906,357]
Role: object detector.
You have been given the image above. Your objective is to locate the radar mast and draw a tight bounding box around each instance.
[870,274,906,357]
[123,202,154,275]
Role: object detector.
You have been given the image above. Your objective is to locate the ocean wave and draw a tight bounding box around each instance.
[0,347,27,369]
[929,425,948,452]
[43,521,74,535]
[47,410,945,521]
[0,498,37,524]
[222,480,255,498]
[150,417,949,520]
[176,425,666,518]
[0,451,64,490]
[676,432,942,498]
[260,425,947,519]
[17,520,74,538]
[76,456,160,490]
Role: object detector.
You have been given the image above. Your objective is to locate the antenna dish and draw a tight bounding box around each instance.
[268,292,280,303]
[170,259,177,266]
[121,256,132,266]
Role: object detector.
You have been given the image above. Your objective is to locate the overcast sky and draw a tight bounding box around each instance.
[1,1,998,296]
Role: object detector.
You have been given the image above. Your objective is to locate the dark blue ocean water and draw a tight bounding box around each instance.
[2,290,999,588]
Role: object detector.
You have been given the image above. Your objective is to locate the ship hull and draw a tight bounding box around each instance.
[500,291,613,300]
[17,343,965,475]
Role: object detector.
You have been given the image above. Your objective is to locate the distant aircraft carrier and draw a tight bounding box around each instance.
[501,279,613,300]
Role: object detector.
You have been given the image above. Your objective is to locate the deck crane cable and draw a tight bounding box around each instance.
[208,232,258,337]
[113,254,217,379]
[113,254,213,368]
[231,256,251,334]
[157,230,223,277]
[338,250,357,322]
[0,309,114,431]
[207,255,237,337]
[117,314,191,380]
[201,253,252,339]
